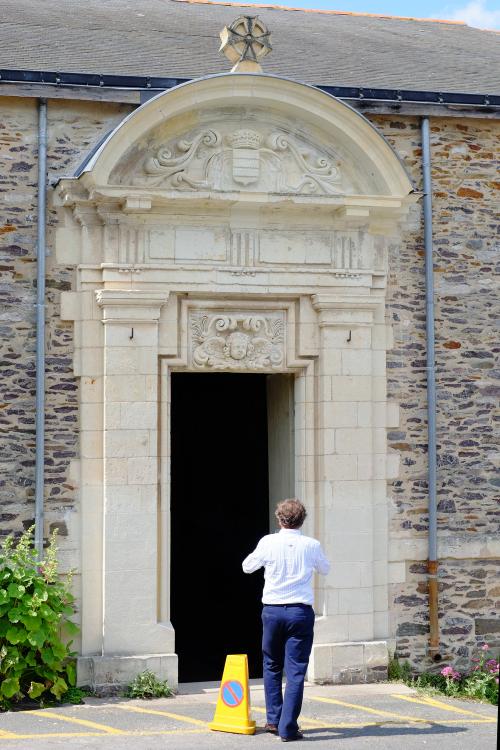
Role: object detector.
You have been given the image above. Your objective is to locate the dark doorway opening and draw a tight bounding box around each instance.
[170,373,270,683]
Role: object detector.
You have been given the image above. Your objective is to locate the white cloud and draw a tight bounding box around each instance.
[447,0,500,29]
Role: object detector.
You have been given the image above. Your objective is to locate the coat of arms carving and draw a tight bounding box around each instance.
[190,313,285,370]
[138,123,342,195]
[228,129,262,185]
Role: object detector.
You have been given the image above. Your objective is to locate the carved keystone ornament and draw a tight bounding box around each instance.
[190,313,285,370]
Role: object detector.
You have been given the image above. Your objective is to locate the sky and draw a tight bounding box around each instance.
[223,0,500,29]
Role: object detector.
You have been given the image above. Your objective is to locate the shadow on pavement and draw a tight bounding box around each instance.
[300,722,468,742]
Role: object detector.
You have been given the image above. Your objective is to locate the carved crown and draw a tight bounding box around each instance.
[228,129,262,150]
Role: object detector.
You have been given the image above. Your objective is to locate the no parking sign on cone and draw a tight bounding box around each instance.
[209,654,256,735]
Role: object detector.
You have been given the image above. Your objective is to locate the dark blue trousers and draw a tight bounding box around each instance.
[262,604,315,739]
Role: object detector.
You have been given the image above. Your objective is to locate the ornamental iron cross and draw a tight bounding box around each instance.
[219,16,272,73]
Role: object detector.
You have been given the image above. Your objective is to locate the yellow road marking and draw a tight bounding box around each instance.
[392,692,496,720]
[6,722,493,739]
[0,719,495,742]
[0,730,19,739]
[115,703,209,727]
[25,709,127,735]
[436,719,496,724]
[0,732,105,740]
[310,697,496,726]
[312,720,497,727]
[251,704,330,728]
[310,696,435,723]
[0,729,209,740]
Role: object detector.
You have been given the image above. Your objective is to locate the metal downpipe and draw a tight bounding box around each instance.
[421,116,440,660]
[35,99,47,560]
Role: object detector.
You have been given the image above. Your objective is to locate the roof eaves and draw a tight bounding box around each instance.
[1,68,499,107]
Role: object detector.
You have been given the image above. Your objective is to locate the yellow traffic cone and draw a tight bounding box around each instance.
[209,654,256,735]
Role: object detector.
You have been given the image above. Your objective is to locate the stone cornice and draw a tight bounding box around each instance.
[95,289,169,322]
[311,293,382,327]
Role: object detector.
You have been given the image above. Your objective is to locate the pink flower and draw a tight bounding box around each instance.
[481,644,489,651]
[440,666,460,680]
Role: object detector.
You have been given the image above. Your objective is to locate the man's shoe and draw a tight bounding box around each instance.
[265,723,278,734]
[281,731,304,742]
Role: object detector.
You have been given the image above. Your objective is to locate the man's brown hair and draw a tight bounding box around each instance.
[275,499,307,529]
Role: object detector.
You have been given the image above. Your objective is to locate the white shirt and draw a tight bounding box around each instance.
[242,529,330,605]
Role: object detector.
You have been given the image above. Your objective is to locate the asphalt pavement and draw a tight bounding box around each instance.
[0,681,497,749]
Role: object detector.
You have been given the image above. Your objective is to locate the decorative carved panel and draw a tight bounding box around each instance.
[133,126,342,195]
[189,311,285,370]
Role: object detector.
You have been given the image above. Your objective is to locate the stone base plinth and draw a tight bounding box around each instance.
[77,653,178,695]
[308,641,388,684]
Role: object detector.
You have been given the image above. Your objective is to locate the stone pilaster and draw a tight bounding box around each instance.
[308,293,390,682]
[76,289,178,691]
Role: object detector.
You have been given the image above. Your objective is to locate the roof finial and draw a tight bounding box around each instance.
[219,15,272,73]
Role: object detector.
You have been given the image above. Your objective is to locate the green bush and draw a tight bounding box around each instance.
[0,528,79,710]
[125,670,174,699]
[388,655,412,682]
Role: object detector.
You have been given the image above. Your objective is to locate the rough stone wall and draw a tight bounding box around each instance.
[0,97,133,582]
[0,98,38,538]
[368,114,500,668]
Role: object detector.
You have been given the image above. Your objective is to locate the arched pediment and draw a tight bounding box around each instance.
[75,74,413,202]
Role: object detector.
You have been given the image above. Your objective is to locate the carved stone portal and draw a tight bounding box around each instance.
[190,312,285,370]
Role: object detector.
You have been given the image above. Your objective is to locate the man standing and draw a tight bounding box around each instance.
[242,499,330,742]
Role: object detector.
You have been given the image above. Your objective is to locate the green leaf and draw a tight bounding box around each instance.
[50,676,68,700]
[20,614,41,632]
[8,607,23,623]
[39,604,57,621]
[40,647,57,667]
[0,588,8,604]
[24,652,37,667]
[28,681,46,699]
[33,587,48,602]
[64,620,80,636]
[6,627,25,645]
[66,661,76,687]
[0,677,20,698]
[7,582,25,598]
[51,641,68,660]
[27,629,47,649]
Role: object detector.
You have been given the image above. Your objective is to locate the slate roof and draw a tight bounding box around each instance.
[1,0,499,95]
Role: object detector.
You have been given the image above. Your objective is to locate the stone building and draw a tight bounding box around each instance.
[0,0,498,691]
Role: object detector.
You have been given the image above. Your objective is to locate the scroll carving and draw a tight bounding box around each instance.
[139,127,341,195]
[190,312,285,370]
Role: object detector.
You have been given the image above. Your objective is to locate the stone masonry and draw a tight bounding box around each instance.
[373,115,500,667]
[0,93,498,670]
[0,98,134,624]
